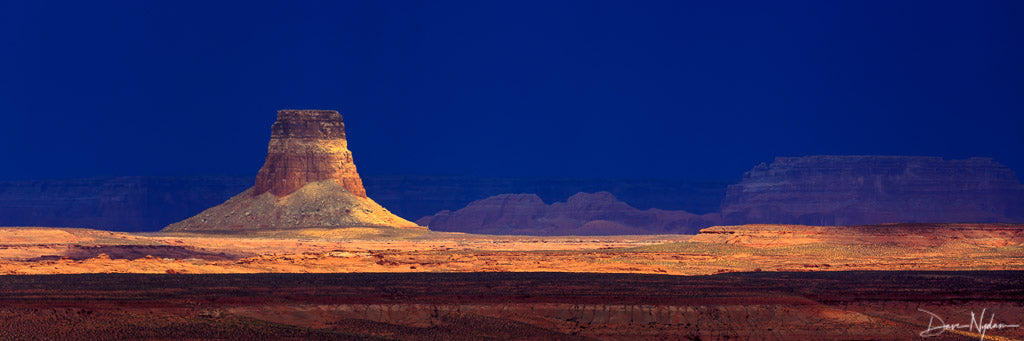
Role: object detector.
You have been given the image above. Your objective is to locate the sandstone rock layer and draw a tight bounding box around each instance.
[254,110,366,197]
[163,110,419,232]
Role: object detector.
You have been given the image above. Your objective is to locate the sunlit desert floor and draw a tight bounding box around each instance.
[1,223,1022,275]
[1,223,1023,340]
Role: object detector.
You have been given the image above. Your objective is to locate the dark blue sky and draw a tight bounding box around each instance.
[2,1,1022,181]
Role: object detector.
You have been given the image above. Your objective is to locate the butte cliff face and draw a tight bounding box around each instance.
[254,110,366,197]
[417,192,720,235]
[163,110,419,232]
[720,156,1024,226]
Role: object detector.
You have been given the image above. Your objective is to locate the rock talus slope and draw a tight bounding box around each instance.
[164,110,419,232]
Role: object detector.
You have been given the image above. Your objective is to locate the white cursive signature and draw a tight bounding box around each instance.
[918,308,1020,340]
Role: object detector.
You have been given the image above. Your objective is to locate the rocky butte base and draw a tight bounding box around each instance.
[163,180,418,232]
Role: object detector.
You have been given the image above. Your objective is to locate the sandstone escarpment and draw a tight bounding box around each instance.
[720,156,1024,226]
[417,191,720,235]
[163,110,419,232]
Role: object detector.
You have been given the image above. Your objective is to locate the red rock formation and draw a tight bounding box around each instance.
[254,109,366,197]
[417,192,720,235]
[163,109,419,232]
[720,156,1024,226]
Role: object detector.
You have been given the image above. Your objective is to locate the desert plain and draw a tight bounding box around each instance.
[1,223,1023,340]
[2,223,1022,276]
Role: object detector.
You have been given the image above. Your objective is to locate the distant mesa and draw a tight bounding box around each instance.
[0,175,725,231]
[5,152,1024,234]
[163,110,420,232]
[417,191,720,235]
[418,155,1024,235]
[720,155,1024,226]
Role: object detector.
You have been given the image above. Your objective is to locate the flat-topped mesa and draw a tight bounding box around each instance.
[254,109,367,197]
[720,155,1024,225]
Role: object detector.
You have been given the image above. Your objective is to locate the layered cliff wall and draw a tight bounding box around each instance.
[720,156,1024,226]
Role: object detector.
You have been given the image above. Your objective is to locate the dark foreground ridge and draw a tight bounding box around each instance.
[2,271,1023,340]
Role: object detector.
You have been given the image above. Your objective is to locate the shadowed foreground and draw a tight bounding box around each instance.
[1,272,1022,340]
